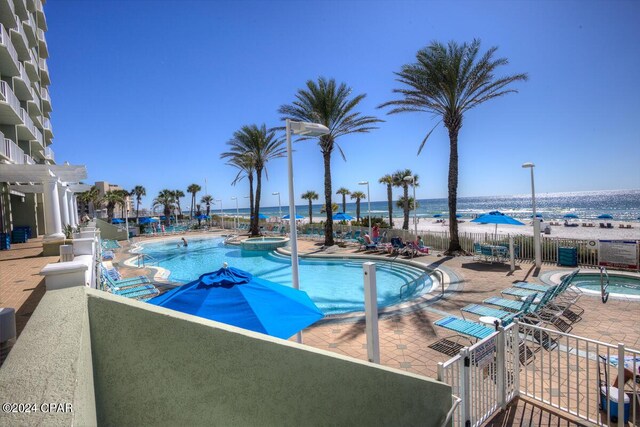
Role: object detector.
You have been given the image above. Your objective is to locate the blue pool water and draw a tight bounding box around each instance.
[572,273,640,296]
[138,237,433,315]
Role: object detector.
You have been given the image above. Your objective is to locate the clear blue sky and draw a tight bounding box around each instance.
[46,0,640,210]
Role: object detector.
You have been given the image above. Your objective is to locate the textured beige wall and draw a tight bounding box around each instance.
[94,218,127,241]
[87,291,452,427]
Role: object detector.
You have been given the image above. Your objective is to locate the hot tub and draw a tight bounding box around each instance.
[240,237,289,251]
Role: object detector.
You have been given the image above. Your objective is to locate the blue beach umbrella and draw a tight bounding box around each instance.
[471,210,525,235]
[111,218,124,224]
[433,214,443,218]
[147,266,324,339]
[139,217,159,224]
[597,214,613,219]
[196,214,210,220]
[530,214,543,218]
[332,212,354,221]
[563,213,579,219]
[282,214,304,220]
[251,213,269,220]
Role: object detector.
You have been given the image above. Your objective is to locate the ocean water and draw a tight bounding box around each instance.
[216,189,640,222]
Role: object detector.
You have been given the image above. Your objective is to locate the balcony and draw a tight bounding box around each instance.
[12,62,33,101]
[13,0,28,21]
[36,27,47,58]
[38,57,49,85]
[0,80,22,124]
[42,116,52,142]
[26,85,41,118]
[40,85,50,112]
[21,13,36,47]
[43,145,53,162]
[0,138,25,164]
[0,23,20,77]
[9,20,30,61]
[23,152,34,164]
[23,48,38,82]
[17,107,37,141]
[34,0,46,31]
[0,0,17,31]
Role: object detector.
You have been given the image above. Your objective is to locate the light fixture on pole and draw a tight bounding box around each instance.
[358,181,371,237]
[124,195,130,242]
[403,175,418,238]
[231,197,239,230]
[522,162,541,268]
[286,119,330,343]
[216,199,223,229]
[244,195,250,228]
[272,192,281,223]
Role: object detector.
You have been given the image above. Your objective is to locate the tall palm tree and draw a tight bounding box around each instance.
[79,185,100,217]
[301,190,319,223]
[200,195,213,218]
[378,174,394,227]
[153,189,176,226]
[350,191,366,221]
[379,39,527,253]
[225,153,255,225]
[396,197,417,211]
[336,187,350,214]
[187,184,201,219]
[131,185,146,218]
[173,190,185,218]
[102,190,125,224]
[113,189,129,219]
[392,169,418,230]
[279,78,382,246]
[221,124,286,236]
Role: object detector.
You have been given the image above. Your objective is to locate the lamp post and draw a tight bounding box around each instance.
[231,197,239,229]
[403,175,418,238]
[216,199,223,229]
[522,163,541,268]
[244,195,250,229]
[272,192,281,223]
[358,181,371,237]
[124,195,130,242]
[286,119,330,343]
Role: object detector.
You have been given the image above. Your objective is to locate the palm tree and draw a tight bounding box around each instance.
[131,185,146,218]
[174,190,185,218]
[221,124,286,236]
[336,187,350,214]
[350,191,366,221]
[79,185,100,217]
[102,190,125,224]
[379,174,394,227]
[224,153,255,225]
[301,190,319,223]
[396,197,417,211]
[187,184,201,219]
[379,39,527,253]
[153,189,176,226]
[392,169,418,230]
[113,189,129,219]
[200,195,213,217]
[279,77,383,246]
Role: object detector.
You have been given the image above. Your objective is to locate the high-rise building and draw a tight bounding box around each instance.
[0,0,88,241]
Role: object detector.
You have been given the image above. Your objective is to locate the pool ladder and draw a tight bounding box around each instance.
[399,269,444,299]
[599,266,610,303]
[137,253,159,268]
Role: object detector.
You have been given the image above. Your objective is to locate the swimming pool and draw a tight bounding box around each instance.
[571,273,640,297]
[135,237,435,315]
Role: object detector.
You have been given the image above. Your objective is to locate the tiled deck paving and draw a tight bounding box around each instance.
[1,231,639,424]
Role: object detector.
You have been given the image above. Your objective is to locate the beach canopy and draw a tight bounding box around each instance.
[147,265,324,339]
[530,214,543,218]
[111,218,124,224]
[433,214,443,218]
[251,213,269,219]
[160,215,175,221]
[333,212,354,221]
[139,217,159,224]
[597,214,613,219]
[282,214,304,220]
[196,214,210,220]
[563,213,579,219]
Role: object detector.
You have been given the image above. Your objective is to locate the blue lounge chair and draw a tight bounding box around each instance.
[434,316,496,341]
[484,285,557,312]
[461,293,537,325]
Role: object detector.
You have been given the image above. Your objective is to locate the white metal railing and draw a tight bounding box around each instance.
[40,86,49,102]
[39,57,48,74]
[17,61,32,88]
[4,138,25,164]
[43,146,54,161]
[0,81,22,116]
[0,24,19,68]
[33,125,42,145]
[10,20,29,52]
[43,116,51,130]
[24,153,34,164]
[0,131,6,159]
[19,107,36,135]
[37,27,45,42]
[439,320,640,427]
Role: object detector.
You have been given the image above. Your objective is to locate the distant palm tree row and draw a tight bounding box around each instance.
[219,40,525,254]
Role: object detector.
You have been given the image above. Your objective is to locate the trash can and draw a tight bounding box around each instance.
[11,229,28,244]
[600,386,630,423]
[59,245,74,262]
[557,247,578,267]
[0,233,9,250]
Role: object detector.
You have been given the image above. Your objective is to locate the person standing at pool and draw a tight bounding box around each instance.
[181,237,188,247]
[372,224,380,240]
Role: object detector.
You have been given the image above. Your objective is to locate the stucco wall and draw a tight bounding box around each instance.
[0,287,97,426]
[87,291,452,427]
[94,218,127,241]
